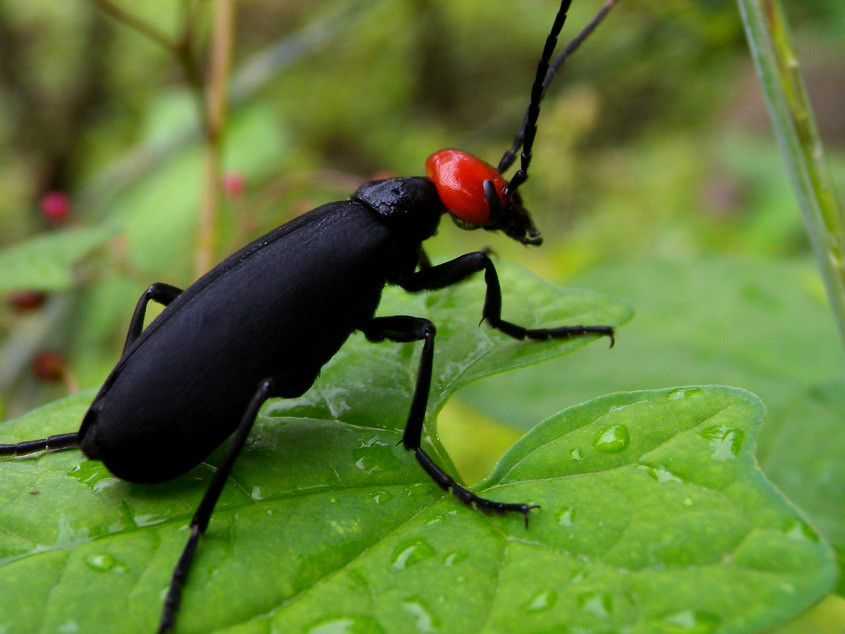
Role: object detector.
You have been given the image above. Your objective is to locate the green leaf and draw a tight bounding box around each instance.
[0,226,115,292]
[0,385,834,634]
[458,256,845,596]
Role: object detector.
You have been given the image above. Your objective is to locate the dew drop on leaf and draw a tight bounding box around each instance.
[784,517,821,543]
[652,609,720,633]
[443,550,467,567]
[370,491,392,505]
[557,507,575,527]
[402,597,439,633]
[576,590,613,618]
[525,589,557,612]
[699,425,744,460]
[85,553,119,573]
[667,387,702,400]
[67,460,120,492]
[593,425,630,453]
[305,615,385,634]
[392,539,436,569]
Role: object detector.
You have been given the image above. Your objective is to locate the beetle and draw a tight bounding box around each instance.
[1,1,619,632]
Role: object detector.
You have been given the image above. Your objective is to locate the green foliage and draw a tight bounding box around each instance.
[0,351,834,633]
[0,226,114,292]
[459,256,845,595]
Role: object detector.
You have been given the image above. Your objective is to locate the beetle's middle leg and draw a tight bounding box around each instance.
[361,316,537,519]
[399,251,615,345]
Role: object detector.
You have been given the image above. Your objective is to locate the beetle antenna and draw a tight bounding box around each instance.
[498,0,621,186]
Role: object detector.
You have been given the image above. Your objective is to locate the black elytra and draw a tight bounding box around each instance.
[0,1,623,632]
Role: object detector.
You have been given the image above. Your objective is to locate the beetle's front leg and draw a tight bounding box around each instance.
[398,251,615,345]
[361,316,537,521]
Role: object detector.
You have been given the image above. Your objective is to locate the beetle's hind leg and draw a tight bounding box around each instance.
[0,432,79,457]
[123,282,183,355]
[158,377,274,634]
[361,316,538,522]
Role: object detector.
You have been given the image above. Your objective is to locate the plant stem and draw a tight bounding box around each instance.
[195,0,235,276]
[737,0,845,350]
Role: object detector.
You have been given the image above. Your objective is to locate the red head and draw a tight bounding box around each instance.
[425,149,542,246]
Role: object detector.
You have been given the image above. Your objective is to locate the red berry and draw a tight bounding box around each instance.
[40,191,71,224]
[33,351,66,383]
[9,290,47,311]
[222,172,246,198]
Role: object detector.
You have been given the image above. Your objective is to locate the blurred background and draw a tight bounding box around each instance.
[0,0,844,627]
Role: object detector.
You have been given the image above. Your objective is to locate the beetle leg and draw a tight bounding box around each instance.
[417,247,432,270]
[398,251,615,346]
[123,282,183,355]
[0,432,79,457]
[361,316,537,520]
[158,377,274,634]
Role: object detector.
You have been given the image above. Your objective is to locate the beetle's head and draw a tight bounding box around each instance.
[425,149,542,246]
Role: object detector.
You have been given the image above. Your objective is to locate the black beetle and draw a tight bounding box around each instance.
[1,1,619,631]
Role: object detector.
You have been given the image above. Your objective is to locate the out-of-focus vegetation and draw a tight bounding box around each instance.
[0,0,843,631]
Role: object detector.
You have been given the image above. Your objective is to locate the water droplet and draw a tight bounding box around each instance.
[67,460,120,492]
[569,448,583,462]
[251,486,263,501]
[653,609,720,633]
[360,436,389,449]
[609,404,630,413]
[577,591,612,618]
[700,425,743,460]
[57,622,79,634]
[133,514,167,528]
[402,598,438,632]
[426,515,444,526]
[525,590,557,612]
[569,569,588,584]
[784,518,820,543]
[557,507,575,527]
[668,388,702,400]
[593,425,629,453]
[443,551,467,567]
[392,539,436,569]
[639,464,683,484]
[85,553,123,573]
[353,456,380,474]
[305,616,385,634]
[370,491,393,505]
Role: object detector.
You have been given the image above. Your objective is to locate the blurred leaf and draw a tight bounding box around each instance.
[0,226,114,292]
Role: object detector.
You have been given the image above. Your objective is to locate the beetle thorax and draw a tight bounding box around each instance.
[352,177,443,242]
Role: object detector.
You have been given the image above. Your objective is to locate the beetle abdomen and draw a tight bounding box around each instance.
[81,201,394,482]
